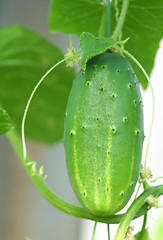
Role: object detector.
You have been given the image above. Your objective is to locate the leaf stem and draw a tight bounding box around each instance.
[141,214,147,232]
[114,185,163,240]
[6,129,159,224]
[112,0,129,39]
[92,222,97,240]
[107,224,110,240]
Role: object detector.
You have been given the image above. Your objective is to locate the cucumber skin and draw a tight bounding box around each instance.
[64,53,144,216]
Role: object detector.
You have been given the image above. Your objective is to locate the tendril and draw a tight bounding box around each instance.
[21,57,72,161]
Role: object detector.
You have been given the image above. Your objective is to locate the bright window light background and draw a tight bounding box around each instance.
[79,40,163,240]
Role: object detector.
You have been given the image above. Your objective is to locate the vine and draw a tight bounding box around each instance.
[92,222,97,240]
[114,185,163,240]
[112,0,129,39]
[6,129,163,226]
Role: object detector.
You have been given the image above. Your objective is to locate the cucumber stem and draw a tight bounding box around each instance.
[112,0,129,39]
[98,0,111,38]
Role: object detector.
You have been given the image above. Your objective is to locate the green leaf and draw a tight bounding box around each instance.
[0,106,15,135]
[0,26,75,144]
[134,229,152,240]
[49,0,107,37]
[78,32,117,70]
[111,0,163,88]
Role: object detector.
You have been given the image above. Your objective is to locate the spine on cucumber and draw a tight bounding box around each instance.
[64,52,144,216]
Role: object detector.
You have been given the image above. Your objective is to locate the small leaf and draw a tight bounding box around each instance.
[0,106,15,135]
[49,0,107,37]
[0,26,75,144]
[134,228,152,240]
[78,32,117,70]
[111,0,163,88]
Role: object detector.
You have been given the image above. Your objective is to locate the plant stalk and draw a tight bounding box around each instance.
[107,224,110,240]
[112,0,129,39]
[114,186,163,240]
[141,214,147,232]
[92,222,97,240]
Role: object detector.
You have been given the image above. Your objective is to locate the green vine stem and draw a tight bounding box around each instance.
[114,185,163,240]
[98,0,111,38]
[107,224,110,240]
[112,0,129,39]
[141,214,147,232]
[6,128,161,224]
[92,222,97,240]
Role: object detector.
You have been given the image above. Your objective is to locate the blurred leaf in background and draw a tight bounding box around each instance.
[0,26,75,144]
[49,0,106,37]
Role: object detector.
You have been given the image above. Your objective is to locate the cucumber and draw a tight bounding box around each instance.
[64,52,144,216]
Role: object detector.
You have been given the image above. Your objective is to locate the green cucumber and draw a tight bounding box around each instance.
[64,52,144,216]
